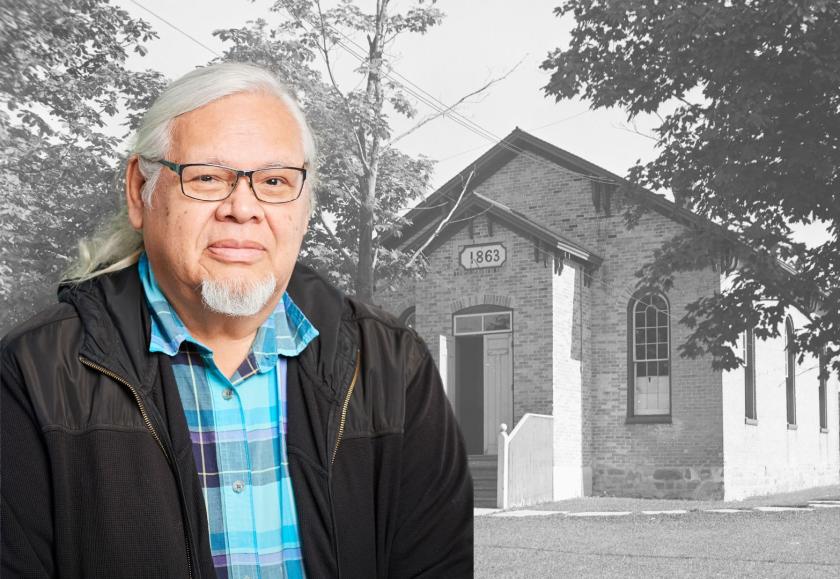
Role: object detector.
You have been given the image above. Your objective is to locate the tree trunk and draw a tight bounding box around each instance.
[354,0,388,302]
[355,173,377,301]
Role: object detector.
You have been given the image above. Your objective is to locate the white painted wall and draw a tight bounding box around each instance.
[722,306,840,500]
[552,260,584,499]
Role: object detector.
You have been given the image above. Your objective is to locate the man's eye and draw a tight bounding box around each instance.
[265,177,288,186]
[197,174,219,182]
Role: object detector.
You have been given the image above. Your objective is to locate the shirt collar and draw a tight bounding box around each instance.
[138,253,318,369]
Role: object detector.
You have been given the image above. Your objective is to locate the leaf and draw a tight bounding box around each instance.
[542,0,840,372]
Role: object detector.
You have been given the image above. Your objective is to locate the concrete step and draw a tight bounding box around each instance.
[469,454,498,508]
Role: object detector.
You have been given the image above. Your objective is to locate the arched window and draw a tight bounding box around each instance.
[628,293,671,418]
[399,306,416,330]
[785,316,796,426]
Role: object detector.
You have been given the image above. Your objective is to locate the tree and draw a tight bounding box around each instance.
[542,0,840,371]
[218,0,500,302]
[0,0,167,333]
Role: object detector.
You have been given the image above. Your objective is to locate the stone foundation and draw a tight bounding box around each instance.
[593,464,724,500]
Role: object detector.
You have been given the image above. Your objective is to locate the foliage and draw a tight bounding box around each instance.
[0,0,167,333]
[216,0,440,300]
[542,0,840,371]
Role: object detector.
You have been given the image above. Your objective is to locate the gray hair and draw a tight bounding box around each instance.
[64,62,318,283]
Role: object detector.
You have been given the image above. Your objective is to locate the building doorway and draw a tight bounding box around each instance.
[452,306,513,455]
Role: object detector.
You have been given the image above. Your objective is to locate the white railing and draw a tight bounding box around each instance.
[497,413,553,509]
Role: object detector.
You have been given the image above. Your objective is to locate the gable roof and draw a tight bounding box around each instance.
[409,192,602,267]
[384,127,796,277]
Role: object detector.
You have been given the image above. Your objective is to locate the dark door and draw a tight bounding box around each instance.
[456,335,484,454]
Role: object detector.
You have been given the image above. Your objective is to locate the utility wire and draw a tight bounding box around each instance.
[285,5,619,186]
[129,0,221,57]
[126,0,785,350]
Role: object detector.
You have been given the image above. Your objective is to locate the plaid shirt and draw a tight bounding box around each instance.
[139,254,318,579]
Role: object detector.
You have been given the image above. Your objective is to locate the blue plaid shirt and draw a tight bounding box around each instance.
[138,254,318,579]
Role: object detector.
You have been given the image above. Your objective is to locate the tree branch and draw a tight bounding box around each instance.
[613,120,658,142]
[407,169,474,266]
[385,60,524,149]
[339,184,363,205]
[312,0,370,171]
[316,209,354,264]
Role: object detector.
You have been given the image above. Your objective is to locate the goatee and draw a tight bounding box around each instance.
[200,275,277,317]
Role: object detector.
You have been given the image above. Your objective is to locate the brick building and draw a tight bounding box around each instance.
[377,129,839,502]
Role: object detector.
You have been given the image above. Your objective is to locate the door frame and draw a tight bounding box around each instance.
[451,306,514,455]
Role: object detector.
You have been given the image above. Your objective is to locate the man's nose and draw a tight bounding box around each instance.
[217,174,264,222]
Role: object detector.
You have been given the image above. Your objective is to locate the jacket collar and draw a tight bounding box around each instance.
[59,264,156,394]
[58,261,352,397]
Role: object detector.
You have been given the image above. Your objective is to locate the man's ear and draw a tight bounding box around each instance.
[125,156,146,230]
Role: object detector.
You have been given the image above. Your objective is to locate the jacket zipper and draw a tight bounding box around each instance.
[79,355,194,579]
[327,348,361,579]
[331,350,361,465]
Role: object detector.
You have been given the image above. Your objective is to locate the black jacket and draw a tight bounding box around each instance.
[1,263,473,578]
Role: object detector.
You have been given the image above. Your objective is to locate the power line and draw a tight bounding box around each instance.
[532,109,592,130]
[129,0,221,58]
[434,107,594,162]
[283,4,619,187]
[124,2,825,386]
[130,0,620,188]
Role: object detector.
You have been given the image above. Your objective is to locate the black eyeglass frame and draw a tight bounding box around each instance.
[149,158,308,204]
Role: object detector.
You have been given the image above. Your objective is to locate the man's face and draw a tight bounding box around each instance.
[129,91,310,315]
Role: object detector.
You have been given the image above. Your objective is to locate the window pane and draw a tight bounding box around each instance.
[635,345,645,360]
[635,311,646,327]
[635,382,648,413]
[484,312,511,332]
[645,307,657,326]
[635,329,645,345]
[454,315,482,334]
[657,344,668,359]
[658,361,669,376]
[657,327,668,342]
[652,295,666,312]
[646,344,658,359]
[819,383,828,429]
[658,377,670,408]
[646,328,657,343]
[635,376,670,415]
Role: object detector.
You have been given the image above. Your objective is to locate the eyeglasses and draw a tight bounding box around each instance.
[147,158,307,204]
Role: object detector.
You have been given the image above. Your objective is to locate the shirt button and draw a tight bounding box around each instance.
[232,480,245,494]
[222,388,233,400]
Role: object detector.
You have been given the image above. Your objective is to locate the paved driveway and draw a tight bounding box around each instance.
[476,503,840,577]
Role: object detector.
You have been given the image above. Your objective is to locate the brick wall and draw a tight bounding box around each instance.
[376,276,416,324]
[472,153,726,499]
[406,213,556,425]
[377,147,839,500]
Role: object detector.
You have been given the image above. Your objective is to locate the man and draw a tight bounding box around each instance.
[1,63,472,578]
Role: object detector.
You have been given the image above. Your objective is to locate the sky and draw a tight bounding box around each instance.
[117,0,660,188]
[115,0,826,247]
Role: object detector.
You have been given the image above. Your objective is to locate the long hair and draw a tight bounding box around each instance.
[63,62,318,282]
